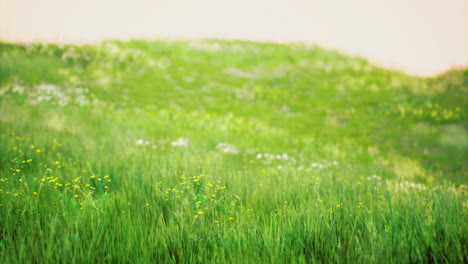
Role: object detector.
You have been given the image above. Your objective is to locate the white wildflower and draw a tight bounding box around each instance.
[171,138,189,147]
[367,175,382,180]
[400,181,426,190]
[12,85,25,94]
[216,143,239,154]
[136,139,151,146]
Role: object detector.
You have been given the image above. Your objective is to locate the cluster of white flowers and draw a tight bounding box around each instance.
[298,161,338,170]
[256,153,292,161]
[1,82,98,107]
[135,139,151,146]
[256,153,296,166]
[310,161,339,169]
[400,181,426,190]
[255,152,342,171]
[32,84,66,105]
[310,162,325,169]
[135,138,189,148]
[135,139,158,149]
[366,174,382,181]
[216,143,239,154]
[171,138,189,147]
[11,84,25,94]
[31,84,91,106]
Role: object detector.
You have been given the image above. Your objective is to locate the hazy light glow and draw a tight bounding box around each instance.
[1,0,467,76]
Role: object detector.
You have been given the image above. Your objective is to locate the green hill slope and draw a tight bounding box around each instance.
[0,40,466,263]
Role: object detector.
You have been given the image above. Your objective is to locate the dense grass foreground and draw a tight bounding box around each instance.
[0,40,467,263]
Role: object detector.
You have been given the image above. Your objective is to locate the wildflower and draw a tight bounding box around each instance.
[366,175,382,181]
[400,181,426,190]
[171,138,189,147]
[136,139,151,146]
[216,143,239,154]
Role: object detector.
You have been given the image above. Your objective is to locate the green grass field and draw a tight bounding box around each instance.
[0,39,467,263]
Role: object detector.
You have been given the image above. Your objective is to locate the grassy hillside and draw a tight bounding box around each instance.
[0,40,466,263]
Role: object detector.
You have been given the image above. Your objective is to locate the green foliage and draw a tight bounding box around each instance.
[0,39,466,263]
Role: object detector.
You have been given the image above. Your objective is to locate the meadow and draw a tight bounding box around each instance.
[0,39,466,263]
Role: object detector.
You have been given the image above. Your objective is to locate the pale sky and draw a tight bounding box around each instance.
[1,0,467,76]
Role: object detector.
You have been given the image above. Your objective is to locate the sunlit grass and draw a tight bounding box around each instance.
[0,39,466,263]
